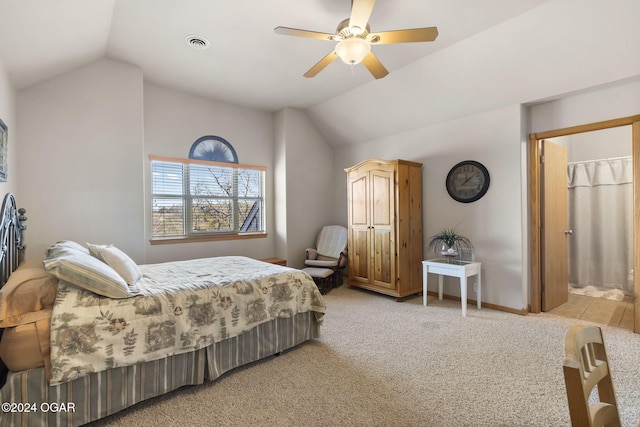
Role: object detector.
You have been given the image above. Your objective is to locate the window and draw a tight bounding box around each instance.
[150,155,266,241]
[188,135,238,163]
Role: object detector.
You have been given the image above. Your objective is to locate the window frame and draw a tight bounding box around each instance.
[149,155,267,244]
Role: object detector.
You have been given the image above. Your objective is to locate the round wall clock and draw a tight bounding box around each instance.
[446,160,490,203]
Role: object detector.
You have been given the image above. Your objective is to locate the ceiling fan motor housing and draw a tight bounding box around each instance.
[336,18,370,40]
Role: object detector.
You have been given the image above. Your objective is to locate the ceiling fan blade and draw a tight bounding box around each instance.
[369,27,438,44]
[274,26,335,41]
[349,0,376,31]
[304,51,339,78]
[361,52,388,79]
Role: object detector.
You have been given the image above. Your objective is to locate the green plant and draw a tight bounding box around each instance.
[427,227,474,255]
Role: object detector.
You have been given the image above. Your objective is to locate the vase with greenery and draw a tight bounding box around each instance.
[427,227,474,259]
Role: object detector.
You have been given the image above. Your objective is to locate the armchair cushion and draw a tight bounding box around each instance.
[305,225,348,270]
[316,226,348,259]
[305,252,346,269]
[305,259,339,268]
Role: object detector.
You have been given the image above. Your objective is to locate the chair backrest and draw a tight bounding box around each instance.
[563,325,621,427]
[316,225,348,259]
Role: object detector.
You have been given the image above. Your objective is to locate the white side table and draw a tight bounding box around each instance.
[422,258,482,316]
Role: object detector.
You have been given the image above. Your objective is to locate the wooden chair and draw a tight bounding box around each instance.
[563,325,621,427]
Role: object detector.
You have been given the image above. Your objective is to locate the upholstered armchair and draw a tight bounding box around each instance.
[305,225,348,282]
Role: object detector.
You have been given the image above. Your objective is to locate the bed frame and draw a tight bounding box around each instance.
[0,193,27,286]
[0,193,321,426]
[0,193,27,387]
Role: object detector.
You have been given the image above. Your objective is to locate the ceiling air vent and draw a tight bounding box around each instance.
[185,34,210,50]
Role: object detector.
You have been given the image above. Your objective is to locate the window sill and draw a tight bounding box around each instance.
[150,232,268,245]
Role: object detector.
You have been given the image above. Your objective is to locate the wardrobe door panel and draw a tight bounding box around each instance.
[350,174,368,226]
[371,170,393,227]
[350,227,370,283]
[372,228,394,288]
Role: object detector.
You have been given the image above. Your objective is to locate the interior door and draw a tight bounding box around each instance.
[541,139,569,311]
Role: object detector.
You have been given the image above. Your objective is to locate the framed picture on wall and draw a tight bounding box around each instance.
[0,118,6,182]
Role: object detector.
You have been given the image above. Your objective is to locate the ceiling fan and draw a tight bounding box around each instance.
[274,0,438,79]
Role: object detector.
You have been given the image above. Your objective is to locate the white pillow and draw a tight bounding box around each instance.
[45,240,90,258]
[87,243,142,286]
[44,250,130,299]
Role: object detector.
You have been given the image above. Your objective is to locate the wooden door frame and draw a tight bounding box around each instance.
[528,115,640,332]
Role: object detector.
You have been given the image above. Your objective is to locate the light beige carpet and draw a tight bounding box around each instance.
[89,285,640,427]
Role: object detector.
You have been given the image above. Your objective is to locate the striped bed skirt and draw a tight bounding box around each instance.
[0,311,321,426]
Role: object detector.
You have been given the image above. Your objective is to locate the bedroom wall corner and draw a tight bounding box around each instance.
[273,109,287,262]
[142,82,276,263]
[16,58,145,262]
[333,105,525,311]
[519,104,530,312]
[275,108,336,269]
[0,59,17,197]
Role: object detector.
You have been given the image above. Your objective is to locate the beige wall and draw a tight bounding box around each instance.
[0,58,17,197]
[13,59,337,267]
[142,82,276,264]
[273,108,335,269]
[527,79,640,133]
[15,59,279,264]
[17,58,145,262]
[327,77,640,312]
[334,105,525,309]
[550,126,632,163]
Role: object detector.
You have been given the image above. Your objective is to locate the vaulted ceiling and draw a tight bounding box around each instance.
[0,0,551,113]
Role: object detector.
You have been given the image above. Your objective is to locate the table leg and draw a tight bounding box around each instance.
[438,275,444,300]
[423,265,428,306]
[461,276,467,317]
[477,271,482,310]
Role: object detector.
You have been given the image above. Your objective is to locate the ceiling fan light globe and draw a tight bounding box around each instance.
[335,37,370,65]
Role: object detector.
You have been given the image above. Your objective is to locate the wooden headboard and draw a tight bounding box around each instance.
[0,193,26,288]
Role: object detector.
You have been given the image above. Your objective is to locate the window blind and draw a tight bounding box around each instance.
[150,156,265,239]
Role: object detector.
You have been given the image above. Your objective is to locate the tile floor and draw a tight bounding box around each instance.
[547,293,634,331]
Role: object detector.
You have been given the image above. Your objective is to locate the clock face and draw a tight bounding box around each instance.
[446,161,490,203]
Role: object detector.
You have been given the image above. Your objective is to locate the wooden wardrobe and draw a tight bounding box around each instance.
[345,159,423,299]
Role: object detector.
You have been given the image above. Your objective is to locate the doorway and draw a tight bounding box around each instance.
[528,115,640,332]
[546,291,634,331]
[551,127,633,298]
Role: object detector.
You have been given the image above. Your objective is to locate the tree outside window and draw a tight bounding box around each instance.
[151,156,265,239]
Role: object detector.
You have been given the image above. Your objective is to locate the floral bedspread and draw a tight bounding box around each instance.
[48,256,326,386]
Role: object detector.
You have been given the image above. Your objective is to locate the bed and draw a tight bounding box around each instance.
[0,193,326,426]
